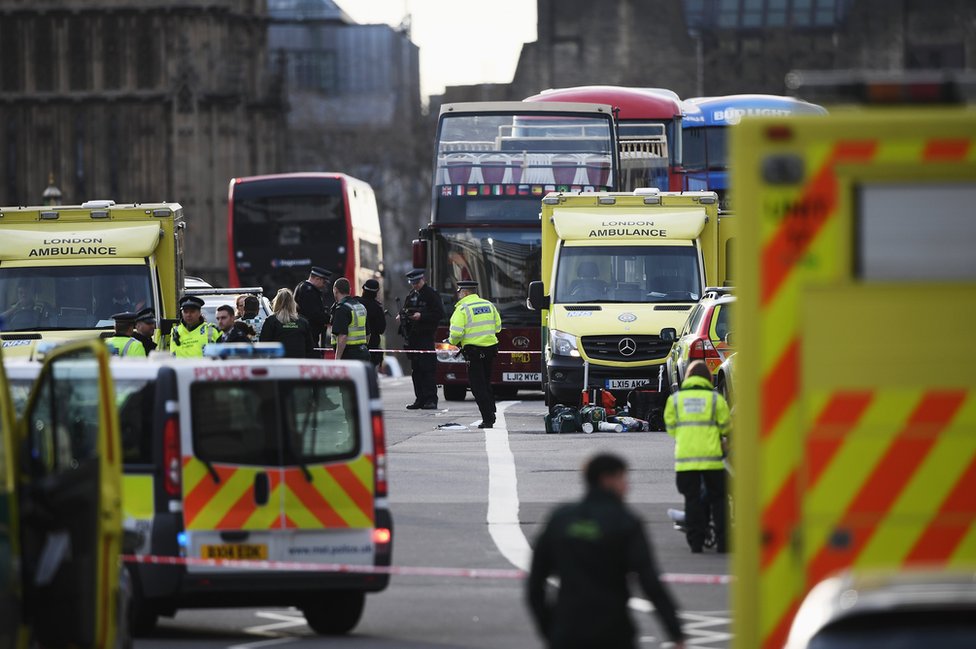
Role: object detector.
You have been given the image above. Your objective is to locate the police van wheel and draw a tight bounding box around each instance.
[302,591,365,635]
[443,385,467,401]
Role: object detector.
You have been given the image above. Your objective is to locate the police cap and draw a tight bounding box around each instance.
[179,295,205,310]
[456,280,478,290]
[134,307,156,324]
[405,269,426,283]
[362,279,380,294]
[111,311,137,323]
[310,266,331,279]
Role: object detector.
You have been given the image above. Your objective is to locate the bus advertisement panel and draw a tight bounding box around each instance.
[419,101,618,400]
[227,173,383,295]
[525,86,684,192]
[680,94,827,209]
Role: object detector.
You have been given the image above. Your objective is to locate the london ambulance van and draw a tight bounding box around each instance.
[5,350,392,636]
[0,201,185,358]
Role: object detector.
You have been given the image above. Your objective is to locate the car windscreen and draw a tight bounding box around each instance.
[190,380,360,466]
[0,264,154,331]
[554,245,701,304]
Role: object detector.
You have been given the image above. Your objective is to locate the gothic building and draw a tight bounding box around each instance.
[0,0,287,280]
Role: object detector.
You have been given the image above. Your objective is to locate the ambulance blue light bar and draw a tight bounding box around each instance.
[204,343,285,359]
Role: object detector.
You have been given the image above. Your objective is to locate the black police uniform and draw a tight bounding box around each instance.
[259,314,314,358]
[294,267,332,348]
[403,271,444,408]
[356,281,386,368]
[131,307,157,355]
[527,487,685,649]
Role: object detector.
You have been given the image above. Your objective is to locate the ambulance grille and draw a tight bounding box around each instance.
[654,305,692,311]
[564,305,602,311]
[581,335,671,362]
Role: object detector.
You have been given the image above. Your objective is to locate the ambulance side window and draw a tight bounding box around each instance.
[282,381,359,462]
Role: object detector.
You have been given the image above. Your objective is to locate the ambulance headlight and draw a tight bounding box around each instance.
[550,330,580,357]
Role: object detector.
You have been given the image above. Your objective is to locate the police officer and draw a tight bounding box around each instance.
[400,269,444,410]
[448,279,501,428]
[295,266,332,348]
[357,278,386,369]
[106,312,146,357]
[527,453,686,649]
[131,307,158,355]
[172,295,220,358]
[664,359,731,553]
[331,277,370,362]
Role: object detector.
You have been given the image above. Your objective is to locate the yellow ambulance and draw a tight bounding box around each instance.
[0,201,185,357]
[528,189,733,416]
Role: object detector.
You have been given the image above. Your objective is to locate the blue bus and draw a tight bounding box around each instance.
[680,94,827,209]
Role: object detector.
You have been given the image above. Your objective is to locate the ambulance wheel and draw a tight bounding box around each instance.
[302,591,365,635]
[443,384,467,401]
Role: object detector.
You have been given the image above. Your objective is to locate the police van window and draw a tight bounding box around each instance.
[0,264,154,331]
[192,382,279,466]
[856,183,976,280]
[282,381,359,462]
[117,379,155,465]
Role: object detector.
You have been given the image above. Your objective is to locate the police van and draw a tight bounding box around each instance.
[5,348,393,636]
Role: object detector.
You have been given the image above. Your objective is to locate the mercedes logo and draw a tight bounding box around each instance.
[618,337,637,357]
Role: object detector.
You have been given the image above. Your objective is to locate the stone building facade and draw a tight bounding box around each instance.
[0,0,286,280]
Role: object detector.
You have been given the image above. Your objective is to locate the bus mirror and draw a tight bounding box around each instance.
[412,239,428,269]
[527,281,548,311]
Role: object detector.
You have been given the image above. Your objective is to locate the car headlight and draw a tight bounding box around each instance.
[550,330,580,357]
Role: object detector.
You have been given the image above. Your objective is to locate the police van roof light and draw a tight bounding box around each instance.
[203,342,285,359]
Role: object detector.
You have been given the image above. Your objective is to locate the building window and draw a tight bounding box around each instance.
[1,19,21,91]
[103,15,121,89]
[906,43,965,70]
[684,0,850,31]
[34,17,55,91]
[135,14,157,89]
[287,50,338,94]
[69,25,89,91]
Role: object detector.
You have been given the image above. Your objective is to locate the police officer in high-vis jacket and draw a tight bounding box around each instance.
[664,360,731,553]
[448,279,501,428]
[172,295,220,358]
[331,277,370,362]
[106,311,146,357]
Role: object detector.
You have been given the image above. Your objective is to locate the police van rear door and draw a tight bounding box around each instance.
[178,359,378,571]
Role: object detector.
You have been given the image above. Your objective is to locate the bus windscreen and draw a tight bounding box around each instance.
[231,177,347,293]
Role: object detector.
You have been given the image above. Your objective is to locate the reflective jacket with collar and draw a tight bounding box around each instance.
[664,375,730,471]
[448,293,501,347]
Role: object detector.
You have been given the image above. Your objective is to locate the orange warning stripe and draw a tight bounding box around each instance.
[760,140,877,307]
[326,464,374,520]
[183,462,240,529]
[906,453,976,562]
[805,391,966,588]
[806,391,874,487]
[922,138,971,161]
[214,471,284,530]
[761,471,798,571]
[761,338,799,438]
[283,469,349,528]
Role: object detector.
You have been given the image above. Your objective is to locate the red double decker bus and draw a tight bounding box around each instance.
[414,101,618,401]
[227,172,383,295]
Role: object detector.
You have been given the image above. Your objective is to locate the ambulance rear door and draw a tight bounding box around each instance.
[177,360,379,571]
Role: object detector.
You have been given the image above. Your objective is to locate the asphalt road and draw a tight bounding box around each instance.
[140,376,731,648]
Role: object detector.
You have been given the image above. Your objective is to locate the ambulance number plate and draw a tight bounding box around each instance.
[503,372,541,382]
[605,378,651,390]
[202,544,268,560]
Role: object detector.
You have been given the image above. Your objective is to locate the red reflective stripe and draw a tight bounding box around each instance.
[806,391,966,586]
[923,138,971,162]
[283,470,348,528]
[326,463,374,521]
[761,338,799,438]
[762,598,801,649]
[761,470,798,570]
[807,391,874,487]
[761,141,877,307]
[906,452,976,563]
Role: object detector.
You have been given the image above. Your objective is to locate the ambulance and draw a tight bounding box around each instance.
[5,348,393,636]
[0,201,185,358]
[527,189,733,415]
[0,339,124,649]
[730,74,976,649]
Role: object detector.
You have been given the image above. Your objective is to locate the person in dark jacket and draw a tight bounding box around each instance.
[527,453,686,649]
[398,268,444,409]
[357,278,386,369]
[215,304,254,343]
[131,307,157,355]
[259,288,314,358]
[294,266,332,348]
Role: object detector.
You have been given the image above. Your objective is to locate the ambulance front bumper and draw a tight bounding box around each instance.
[547,355,668,404]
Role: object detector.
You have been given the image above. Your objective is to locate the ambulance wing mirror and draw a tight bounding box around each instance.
[527,281,548,311]
[660,327,677,343]
[724,332,734,346]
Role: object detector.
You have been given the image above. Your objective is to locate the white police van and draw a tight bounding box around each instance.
[5,344,392,636]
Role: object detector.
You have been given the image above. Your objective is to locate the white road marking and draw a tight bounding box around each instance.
[228,610,306,649]
[482,401,533,571]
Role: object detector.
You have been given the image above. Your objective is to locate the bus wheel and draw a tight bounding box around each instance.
[302,591,365,635]
[443,385,467,401]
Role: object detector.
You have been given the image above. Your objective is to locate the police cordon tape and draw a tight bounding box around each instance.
[121,554,732,585]
[313,348,543,354]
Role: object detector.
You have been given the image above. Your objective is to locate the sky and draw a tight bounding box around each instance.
[336,0,538,99]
